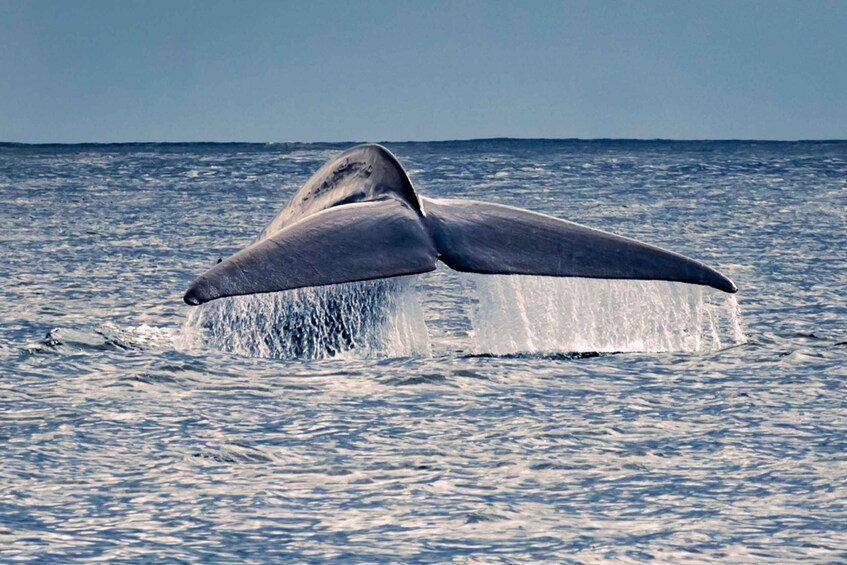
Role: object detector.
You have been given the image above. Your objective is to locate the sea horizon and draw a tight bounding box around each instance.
[3,137,846,147]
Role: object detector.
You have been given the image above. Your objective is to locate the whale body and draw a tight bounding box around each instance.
[184,144,736,306]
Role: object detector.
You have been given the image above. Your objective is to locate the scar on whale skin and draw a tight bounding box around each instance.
[184,144,736,306]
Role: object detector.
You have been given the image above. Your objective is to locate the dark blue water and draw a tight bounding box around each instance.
[1,140,845,562]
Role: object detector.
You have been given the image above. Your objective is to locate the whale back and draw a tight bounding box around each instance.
[256,144,423,241]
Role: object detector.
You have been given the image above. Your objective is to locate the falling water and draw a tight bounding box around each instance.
[181,276,431,359]
[462,275,746,355]
[182,273,745,359]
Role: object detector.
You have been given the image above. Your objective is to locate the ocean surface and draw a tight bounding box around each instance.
[1,139,845,563]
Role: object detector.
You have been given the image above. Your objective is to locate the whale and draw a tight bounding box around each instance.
[184,144,736,306]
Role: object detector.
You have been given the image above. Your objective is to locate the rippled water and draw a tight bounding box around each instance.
[1,140,845,562]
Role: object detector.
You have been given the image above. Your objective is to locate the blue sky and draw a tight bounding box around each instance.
[1,0,845,142]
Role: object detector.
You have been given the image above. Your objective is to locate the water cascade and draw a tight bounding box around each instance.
[181,274,745,359]
[461,275,745,356]
[181,276,430,359]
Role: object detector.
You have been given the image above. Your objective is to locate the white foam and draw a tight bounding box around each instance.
[99,322,180,350]
[180,276,430,360]
[461,275,746,355]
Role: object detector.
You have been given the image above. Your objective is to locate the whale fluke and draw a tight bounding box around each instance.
[421,198,737,293]
[184,200,437,305]
[184,144,736,305]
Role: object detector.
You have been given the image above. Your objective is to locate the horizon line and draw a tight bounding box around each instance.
[2,136,846,147]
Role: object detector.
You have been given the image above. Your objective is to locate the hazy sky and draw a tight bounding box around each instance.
[1,0,845,142]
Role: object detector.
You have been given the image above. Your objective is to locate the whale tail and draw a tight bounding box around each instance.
[183,144,736,306]
[184,197,735,306]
